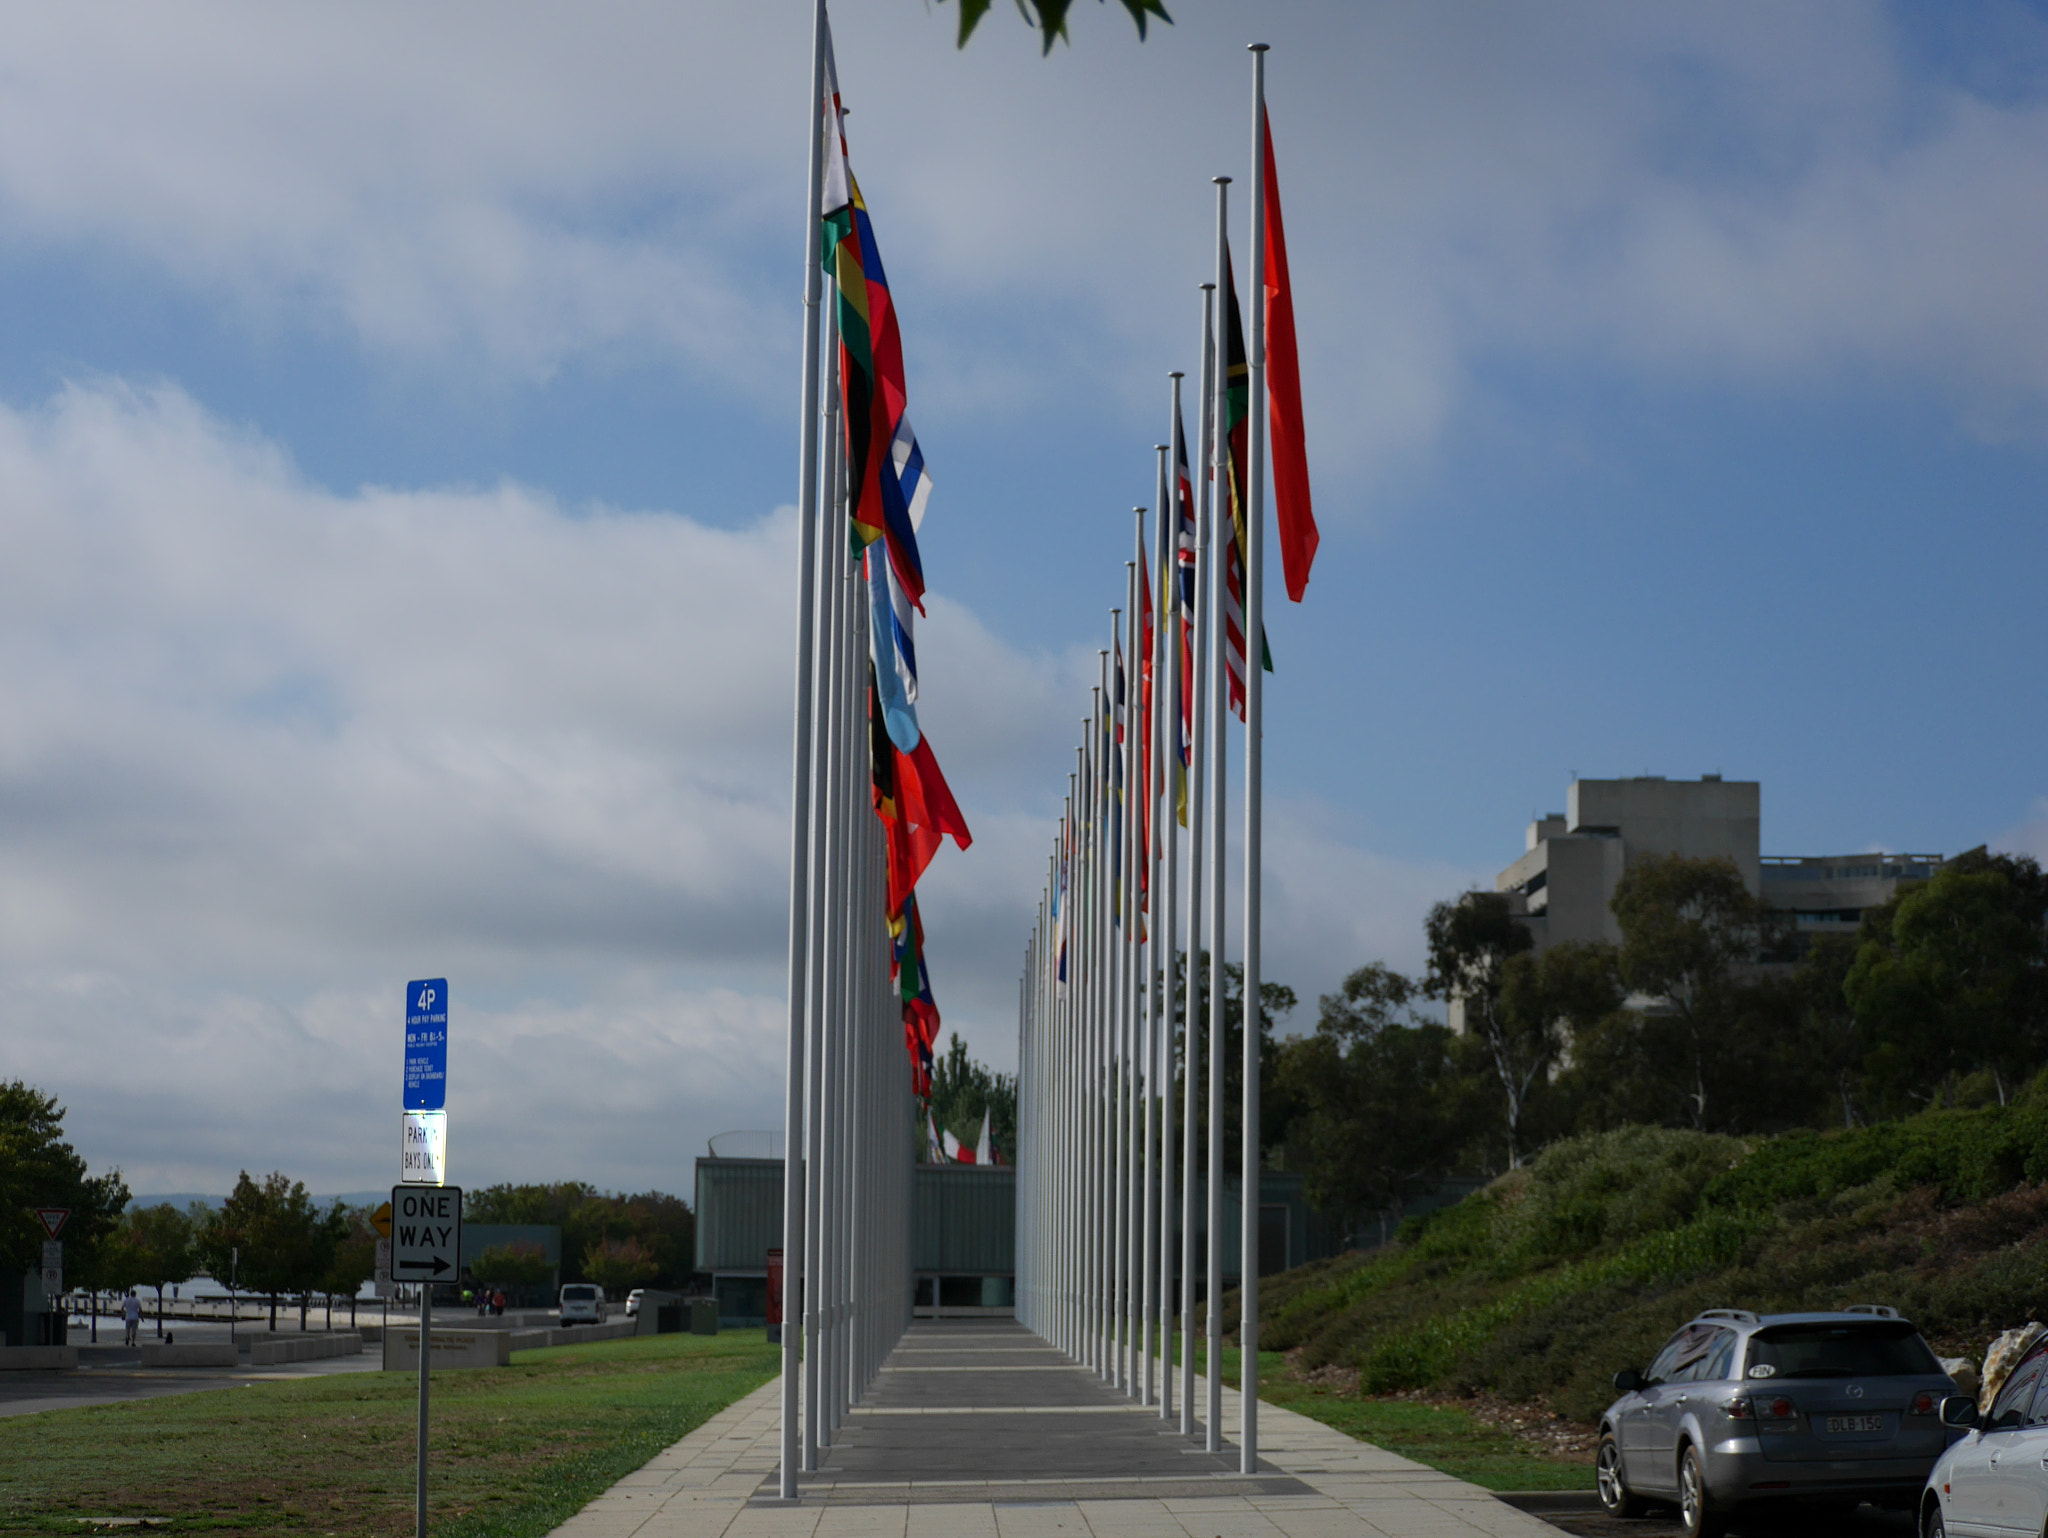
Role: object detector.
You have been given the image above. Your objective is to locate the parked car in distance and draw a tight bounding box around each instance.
[558,1283,603,1326]
[1598,1306,1958,1538]
[1921,1331,2048,1538]
[625,1288,644,1318]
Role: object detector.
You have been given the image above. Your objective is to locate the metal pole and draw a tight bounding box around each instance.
[1206,176,1232,1455]
[1181,298,1212,1432]
[416,1273,430,1535]
[778,0,830,1495]
[1114,582,1134,1397]
[1137,513,1160,1408]
[1239,42,1271,1476]
[1154,436,1177,1422]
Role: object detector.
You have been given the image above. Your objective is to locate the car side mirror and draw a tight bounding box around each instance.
[1940,1396,1980,1428]
[1614,1369,1643,1393]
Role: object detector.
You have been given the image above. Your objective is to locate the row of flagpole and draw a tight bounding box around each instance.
[1015,43,1316,1476]
[777,0,975,1499]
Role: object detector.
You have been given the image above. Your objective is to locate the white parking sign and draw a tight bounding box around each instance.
[390,1185,462,1284]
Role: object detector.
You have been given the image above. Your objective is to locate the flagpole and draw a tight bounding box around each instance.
[1138,507,1160,1409]
[801,285,842,1473]
[1089,669,1108,1378]
[1152,440,1177,1422]
[1181,294,1211,1435]
[778,0,829,1498]
[1239,41,1271,1477]
[1204,175,1231,1456]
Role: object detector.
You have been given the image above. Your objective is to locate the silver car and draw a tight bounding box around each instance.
[1921,1331,2048,1538]
[1599,1307,1958,1538]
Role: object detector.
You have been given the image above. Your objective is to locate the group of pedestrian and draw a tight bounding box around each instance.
[466,1286,509,1316]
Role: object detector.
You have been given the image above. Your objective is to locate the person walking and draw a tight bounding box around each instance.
[122,1289,142,1348]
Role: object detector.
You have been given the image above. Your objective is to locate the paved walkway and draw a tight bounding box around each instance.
[547,1318,1566,1538]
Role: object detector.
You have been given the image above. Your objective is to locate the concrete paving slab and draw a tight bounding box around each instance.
[544,1322,1571,1538]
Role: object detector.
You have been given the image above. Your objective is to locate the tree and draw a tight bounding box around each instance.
[0,1082,128,1342]
[1170,952,1299,1167]
[928,1035,1018,1160]
[465,1183,694,1287]
[583,1237,658,1296]
[1795,934,1869,1128]
[473,1241,553,1292]
[1423,892,1544,1166]
[320,1207,378,1328]
[1276,964,1476,1245]
[112,1203,196,1338]
[196,1172,341,1331]
[1599,855,1819,1135]
[1846,849,2048,1110]
[943,0,1170,53]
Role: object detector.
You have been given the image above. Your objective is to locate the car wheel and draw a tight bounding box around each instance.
[1677,1446,1725,1538]
[1597,1434,1648,1518]
[1924,1504,1945,1538]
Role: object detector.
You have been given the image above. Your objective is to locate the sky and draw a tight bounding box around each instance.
[4,1,2047,1199]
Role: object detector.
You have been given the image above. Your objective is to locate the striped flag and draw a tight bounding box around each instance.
[821,24,926,609]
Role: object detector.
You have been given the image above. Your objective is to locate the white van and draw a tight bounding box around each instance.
[558,1283,603,1326]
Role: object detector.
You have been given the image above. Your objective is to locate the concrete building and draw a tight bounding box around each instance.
[691,1156,1353,1328]
[1476,775,1942,991]
[1497,776,1762,952]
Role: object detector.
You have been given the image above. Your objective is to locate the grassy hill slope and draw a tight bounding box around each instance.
[1239,1107,2048,1423]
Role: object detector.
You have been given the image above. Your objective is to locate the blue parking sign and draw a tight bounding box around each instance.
[403,978,448,1111]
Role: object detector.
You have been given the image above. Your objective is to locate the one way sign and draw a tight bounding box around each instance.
[390,1184,462,1281]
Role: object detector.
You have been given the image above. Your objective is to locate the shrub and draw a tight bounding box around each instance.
[1493,1126,1744,1266]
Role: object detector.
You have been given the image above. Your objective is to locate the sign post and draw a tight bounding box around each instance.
[392,1183,461,1537]
[400,977,449,1537]
[402,979,449,1185]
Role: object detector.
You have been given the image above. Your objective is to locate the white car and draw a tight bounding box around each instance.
[1922,1336,2048,1538]
[558,1283,603,1326]
[625,1289,644,1318]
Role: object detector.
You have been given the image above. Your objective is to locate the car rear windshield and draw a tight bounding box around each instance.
[1746,1322,1939,1379]
[562,1287,598,1301]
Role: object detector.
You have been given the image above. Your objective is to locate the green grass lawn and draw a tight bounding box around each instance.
[0,1331,779,1536]
[1173,1342,1594,1492]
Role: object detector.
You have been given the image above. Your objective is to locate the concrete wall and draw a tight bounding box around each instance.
[138,1341,238,1367]
[383,1327,513,1370]
[0,1345,75,1369]
[695,1158,785,1272]
[251,1332,362,1366]
[1568,776,1760,892]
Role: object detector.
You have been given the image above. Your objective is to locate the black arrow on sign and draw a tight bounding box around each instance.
[394,1255,451,1276]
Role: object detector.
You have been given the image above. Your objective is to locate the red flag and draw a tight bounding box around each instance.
[1261,108,1318,604]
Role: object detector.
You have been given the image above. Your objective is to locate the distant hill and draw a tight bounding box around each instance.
[130,1190,389,1212]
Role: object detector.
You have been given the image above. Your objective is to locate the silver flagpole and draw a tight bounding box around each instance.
[807,360,844,1462]
[1088,674,1108,1377]
[1072,753,1087,1360]
[1117,571,1138,1399]
[779,0,829,1498]
[1138,509,1159,1409]
[802,292,843,1472]
[1181,293,1212,1434]
[1110,597,1129,1395]
[1239,41,1271,1476]
[1205,175,1232,1456]
[1152,442,1176,1421]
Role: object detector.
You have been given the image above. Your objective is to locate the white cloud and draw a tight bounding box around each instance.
[0,378,1481,1189]
[4,6,2048,467]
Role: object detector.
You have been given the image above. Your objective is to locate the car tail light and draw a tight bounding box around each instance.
[1724,1396,1754,1419]
[1910,1392,1936,1416]
[1760,1396,1798,1422]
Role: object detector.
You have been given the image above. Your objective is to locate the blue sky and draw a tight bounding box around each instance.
[2,1,2045,1194]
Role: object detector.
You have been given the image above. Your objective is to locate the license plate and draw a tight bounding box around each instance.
[1824,1415,1885,1434]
